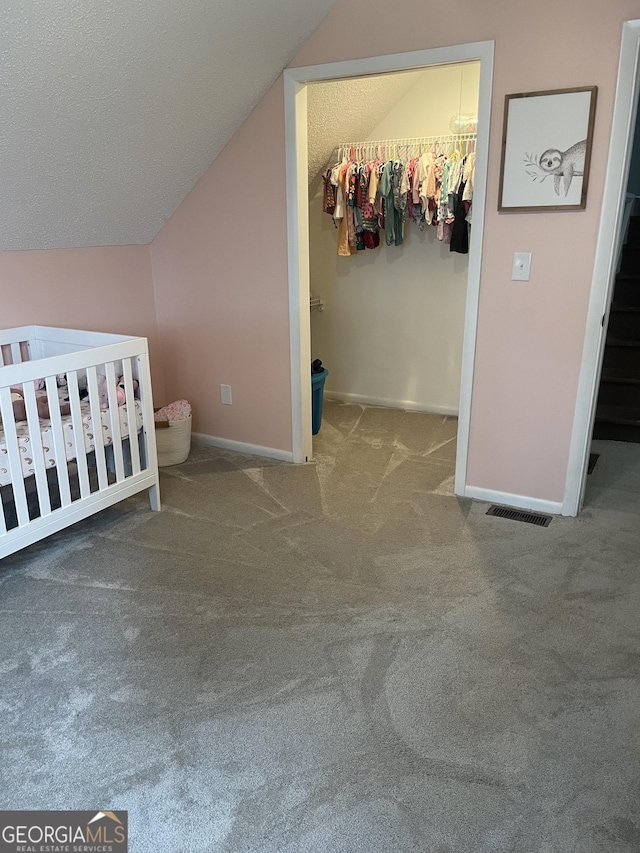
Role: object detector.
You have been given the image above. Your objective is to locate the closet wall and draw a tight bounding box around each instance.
[310,62,479,414]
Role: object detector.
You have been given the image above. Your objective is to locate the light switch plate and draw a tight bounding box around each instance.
[220,384,232,405]
[512,252,532,281]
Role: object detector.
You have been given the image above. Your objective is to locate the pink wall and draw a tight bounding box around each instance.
[0,245,165,402]
[151,0,639,502]
[151,82,292,450]
[295,0,636,502]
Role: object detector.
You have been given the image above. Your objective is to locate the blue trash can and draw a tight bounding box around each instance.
[311,368,329,435]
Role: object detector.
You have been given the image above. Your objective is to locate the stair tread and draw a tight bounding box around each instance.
[596,404,640,425]
[600,369,640,384]
[610,304,640,313]
[605,337,640,347]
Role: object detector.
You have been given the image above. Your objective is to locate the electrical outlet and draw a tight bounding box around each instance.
[220,384,232,405]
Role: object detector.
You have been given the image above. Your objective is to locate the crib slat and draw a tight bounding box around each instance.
[0,386,30,527]
[136,354,158,477]
[105,362,125,483]
[122,358,141,476]
[44,376,72,508]
[22,381,52,517]
[67,371,90,499]
[86,366,108,491]
[10,342,22,365]
[0,387,7,532]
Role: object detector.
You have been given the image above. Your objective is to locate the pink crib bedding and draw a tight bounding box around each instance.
[0,392,143,487]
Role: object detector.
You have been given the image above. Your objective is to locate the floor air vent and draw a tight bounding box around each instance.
[486,505,552,527]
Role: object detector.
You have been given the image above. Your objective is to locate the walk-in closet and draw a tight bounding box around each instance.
[307,62,480,442]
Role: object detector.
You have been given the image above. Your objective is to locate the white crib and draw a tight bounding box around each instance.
[0,325,160,559]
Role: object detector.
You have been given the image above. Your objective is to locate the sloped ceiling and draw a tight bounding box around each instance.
[307,70,430,188]
[0,0,338,251]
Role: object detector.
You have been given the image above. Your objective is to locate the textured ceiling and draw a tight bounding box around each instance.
[307,70,430,188]
[0,0,337,250]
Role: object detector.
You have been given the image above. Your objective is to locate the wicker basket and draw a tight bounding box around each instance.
[155,415,192,467]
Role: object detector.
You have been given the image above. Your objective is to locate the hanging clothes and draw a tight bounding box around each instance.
[336,160,354,257]
[450,166,469,255]
[378,160,406,247]
[322,168,336,216]
[322,135,476,257]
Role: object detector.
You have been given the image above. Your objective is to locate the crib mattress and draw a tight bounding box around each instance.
[0,393,143,487]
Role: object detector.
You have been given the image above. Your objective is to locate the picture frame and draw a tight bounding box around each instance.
[498,86,597,212]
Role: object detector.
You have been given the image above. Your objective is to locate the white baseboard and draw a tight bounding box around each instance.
[192,433,294,462]
[463,485,563,516]
[324,391,458,417]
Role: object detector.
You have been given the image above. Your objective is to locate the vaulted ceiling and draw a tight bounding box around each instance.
[1,0,338,251]
[2,4,459,252]
[307,70,433,190]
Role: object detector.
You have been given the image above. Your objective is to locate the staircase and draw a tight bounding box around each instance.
[594,215,640,442]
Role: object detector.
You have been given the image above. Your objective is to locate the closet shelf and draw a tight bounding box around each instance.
[337,132,476,161]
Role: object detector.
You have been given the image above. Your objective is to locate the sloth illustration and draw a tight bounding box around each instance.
[538,140,586,197]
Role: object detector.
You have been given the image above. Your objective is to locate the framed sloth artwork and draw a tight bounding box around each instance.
[498,86,597,212]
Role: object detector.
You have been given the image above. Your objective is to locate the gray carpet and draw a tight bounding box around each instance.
[1,400,639,852]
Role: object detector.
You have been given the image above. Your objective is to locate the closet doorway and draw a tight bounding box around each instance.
[284,42,494,501]
[308,63,479,442]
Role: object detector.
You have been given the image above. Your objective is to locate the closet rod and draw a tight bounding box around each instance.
[337,133,476,160]
[339,133,476,149]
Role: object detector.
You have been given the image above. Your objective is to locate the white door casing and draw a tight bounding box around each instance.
[284,41,495,505]
[564,20,640,515]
